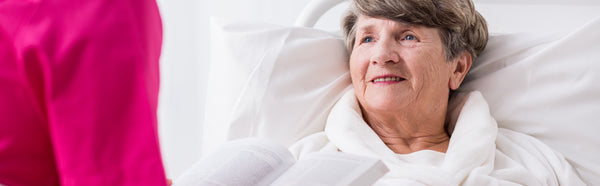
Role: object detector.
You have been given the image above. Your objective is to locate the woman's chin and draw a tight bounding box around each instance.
[362,95,410,113]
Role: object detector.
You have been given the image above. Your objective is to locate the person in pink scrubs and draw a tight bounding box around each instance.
[0,0,167,185]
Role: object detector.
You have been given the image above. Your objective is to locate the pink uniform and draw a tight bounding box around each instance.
[0,0,166,185]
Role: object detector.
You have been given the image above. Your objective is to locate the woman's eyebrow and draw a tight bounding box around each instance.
[356,24,375,34]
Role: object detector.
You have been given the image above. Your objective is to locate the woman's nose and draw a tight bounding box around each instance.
[370,40,400,65]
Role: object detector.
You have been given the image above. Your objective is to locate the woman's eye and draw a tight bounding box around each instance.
[404,34,416,41]
[362,37,374,43]
[399,34,418,47]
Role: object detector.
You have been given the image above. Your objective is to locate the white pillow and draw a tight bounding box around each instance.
[459,18,600,184]
[203,18,351,154]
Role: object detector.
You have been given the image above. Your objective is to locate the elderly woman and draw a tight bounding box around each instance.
[290,0,584,185]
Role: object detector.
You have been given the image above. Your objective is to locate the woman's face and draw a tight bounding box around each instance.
[350,16,459,116]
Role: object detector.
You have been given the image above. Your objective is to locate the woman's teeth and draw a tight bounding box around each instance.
[372,77,404,82]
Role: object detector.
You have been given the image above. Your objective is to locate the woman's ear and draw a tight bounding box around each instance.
[449,51,472,90]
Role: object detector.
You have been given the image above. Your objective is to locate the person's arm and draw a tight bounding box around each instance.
[23,0,167,185]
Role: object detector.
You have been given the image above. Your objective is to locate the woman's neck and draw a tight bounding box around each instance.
[363,108,450,154]
[377,130,450,154]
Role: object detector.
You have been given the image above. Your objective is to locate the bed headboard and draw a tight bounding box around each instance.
[294,0,346,27]
[296,0,600,34]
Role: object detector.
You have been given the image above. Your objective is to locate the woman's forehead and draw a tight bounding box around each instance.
[356,16,415,32]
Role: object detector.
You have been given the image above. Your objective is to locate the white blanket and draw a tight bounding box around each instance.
[290,90,585,185]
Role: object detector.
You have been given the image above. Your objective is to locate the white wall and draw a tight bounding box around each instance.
[476,3,600,34]
[156,0,599,178]
[155,0,203,179]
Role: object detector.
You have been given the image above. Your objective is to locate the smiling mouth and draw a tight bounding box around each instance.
[371,76,406,83]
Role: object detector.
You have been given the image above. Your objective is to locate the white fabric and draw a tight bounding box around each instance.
[205,17,600,184]
[204,18,352,154]
[290,90,585,185]
[459,17,600,184]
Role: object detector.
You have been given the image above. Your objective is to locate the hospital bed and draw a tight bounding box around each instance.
[202,0,600,184]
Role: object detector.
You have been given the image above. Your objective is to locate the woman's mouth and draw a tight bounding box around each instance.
[371,76,405,83]
[370,75,406,84]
